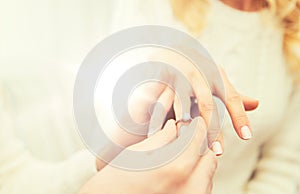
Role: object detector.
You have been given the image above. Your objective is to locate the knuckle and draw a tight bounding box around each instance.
[233,114,248,121]
[166,160,194,181]
[195,88,211,99]
[232,114,249,126]
[172,164,189,178]
[162,167,186,187]
[226,92,242,104]
[207,129,221,141]
[199,101,216,114]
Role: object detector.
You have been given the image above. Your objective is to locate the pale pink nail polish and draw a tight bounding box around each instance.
[241,126,252,140]
[212,141,223,155]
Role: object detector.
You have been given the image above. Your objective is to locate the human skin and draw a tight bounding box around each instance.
[221,0,266,11]
[93,0,261,172]
[95,51,259,171]
[86,1,268,193]
[80,117,217,194]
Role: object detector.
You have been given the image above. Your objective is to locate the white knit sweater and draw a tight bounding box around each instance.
[0,62,97,194]
[0,0,299,194]
[110,0,300,193]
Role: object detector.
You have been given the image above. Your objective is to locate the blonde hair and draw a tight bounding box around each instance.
[170,0,300,83]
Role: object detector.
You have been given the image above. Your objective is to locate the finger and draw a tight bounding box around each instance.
[225,89,252,140]
[162,117,208,181]
[207,100,223,156]
[195,151,218,180]
[242,95,259,111]
[148,86,175,137]
[190,95,222,155]
[183,151,217,194]
[211,132,224,156]
[213,70,259,111]
[128,81,167,123]
[131,119,177,151]
[173,78,192,121]
[216,69,253,140]
[95,141,125,171]
[166,117,208,180]
[176,117,208,165]
[96,159,108,171]
[192,78,213,134]
[189,72,215,135]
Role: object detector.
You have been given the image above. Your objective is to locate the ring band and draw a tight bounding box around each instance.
[175,118,192,137]
[175,118,192,126]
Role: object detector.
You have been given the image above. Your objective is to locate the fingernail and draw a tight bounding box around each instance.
[241,126,252,140]
[212,141,223,155]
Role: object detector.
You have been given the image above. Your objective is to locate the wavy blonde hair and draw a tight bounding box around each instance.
[170,0,300,83]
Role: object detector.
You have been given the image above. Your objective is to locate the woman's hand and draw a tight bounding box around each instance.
[81,117,217,194]
[95,50,259,170]
[148,50,259,154]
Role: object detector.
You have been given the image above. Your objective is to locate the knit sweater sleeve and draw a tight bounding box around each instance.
[245,84,300,194]
[0,84,97,194]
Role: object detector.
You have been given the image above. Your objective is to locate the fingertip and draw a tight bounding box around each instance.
[240,125,252,140]
[245,102,259,111]
[209,132,224,156]
[243,96,259,111]
[211,141,223,156]
[164,119,176,128]
[163,119,177,138]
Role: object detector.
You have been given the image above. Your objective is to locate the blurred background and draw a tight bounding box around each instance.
[0,1,299,193]
[0,0,113,67]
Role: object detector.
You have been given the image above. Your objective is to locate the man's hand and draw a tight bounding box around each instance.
[81,117,217,194]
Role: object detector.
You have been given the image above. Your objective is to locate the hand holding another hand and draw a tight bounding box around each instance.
[81,117,217,194]
[95,51,258,171]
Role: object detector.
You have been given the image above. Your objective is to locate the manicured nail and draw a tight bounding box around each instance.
[241,126,252,140]
[212,141,223,155]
